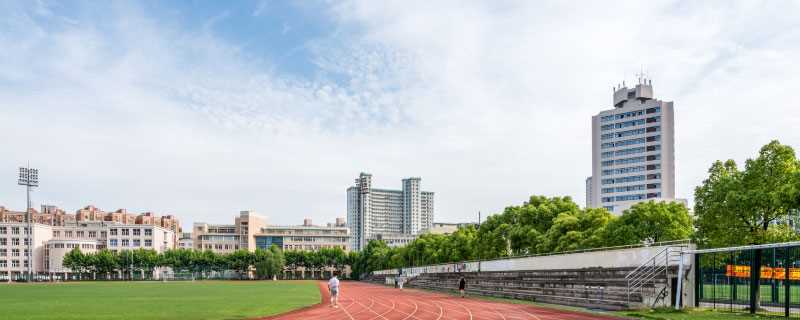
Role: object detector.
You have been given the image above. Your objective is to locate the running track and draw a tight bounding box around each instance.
[262,281,625,320]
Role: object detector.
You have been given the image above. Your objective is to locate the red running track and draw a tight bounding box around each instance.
[262,281,626,320]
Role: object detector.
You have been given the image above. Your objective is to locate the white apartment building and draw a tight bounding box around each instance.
[347,173,434,251]
[178,232,193,249]
[589,78,677,214]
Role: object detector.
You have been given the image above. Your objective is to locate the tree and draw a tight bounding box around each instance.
[538,207,612,252]
[694,141,800,247]
[694,140,800,311]
[603,201,693,246]
[254,248,275,280]
[62,247,85,280]
[137,249,159,280]
[227,249,254,279]
[93,249,118,279]
[117,250,136,280]
[269,245,286,279]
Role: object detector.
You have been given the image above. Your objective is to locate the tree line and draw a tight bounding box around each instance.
[350,140,800,276]
[62,246,355,280]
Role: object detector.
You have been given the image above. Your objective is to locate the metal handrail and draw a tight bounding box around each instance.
[626,245,687,303]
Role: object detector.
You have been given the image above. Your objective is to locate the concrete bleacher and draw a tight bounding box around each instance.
[370,267,676,310]
[366,243,692,310]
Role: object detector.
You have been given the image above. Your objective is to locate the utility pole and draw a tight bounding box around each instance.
[477,211,481,273]
[18,165,39,282]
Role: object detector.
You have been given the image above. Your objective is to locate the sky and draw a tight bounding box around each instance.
[1,1,799,231]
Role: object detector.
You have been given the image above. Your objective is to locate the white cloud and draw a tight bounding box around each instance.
[1,1,799,231]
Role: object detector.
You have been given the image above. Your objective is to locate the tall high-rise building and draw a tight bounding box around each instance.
[589,78,676,214]
[347,173,434,251]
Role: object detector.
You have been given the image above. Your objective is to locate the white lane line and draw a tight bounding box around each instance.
[370,297,421,320]
[411,298,445,320]
[350,294,376,316]
[338,294,357,320]
[433,298,472,320]
[492,307,508,320]
[402,299,419,320]
[356,297,388,320]
[368,296,397,320]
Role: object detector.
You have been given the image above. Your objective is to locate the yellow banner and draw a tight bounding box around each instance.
[725,265,800,280]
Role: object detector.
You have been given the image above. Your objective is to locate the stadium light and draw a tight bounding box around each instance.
[18,166,39,282]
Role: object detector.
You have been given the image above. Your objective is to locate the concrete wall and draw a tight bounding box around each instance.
[376,244,692,275]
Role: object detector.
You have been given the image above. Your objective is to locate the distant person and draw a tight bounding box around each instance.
[458,276,466,298]
[398,276,404,290]
[328,273,340,308]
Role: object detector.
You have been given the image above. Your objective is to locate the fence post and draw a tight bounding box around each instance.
[785,247,791,318]
[750,248,762,314]
[695,253,701,308]
[675,251,684,309]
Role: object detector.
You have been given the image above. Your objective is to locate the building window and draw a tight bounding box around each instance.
[24,260,29,268]
[89,231,97,238]
[646,107,661,114]
[12,249,20,257]
[77,231,85,238]
[110,229,118,236]
[109,239,118,247]
[12,238,20,246]
[133,229,141,236]
[145,240,152,247]
[646,154,661,161]
[0,239,5,246]
[0,249,6,256]
[12,260,19,268]
[24,238,29,246]
[0,227,6,234]
[0,260,5,268]
[66,231,73,238]
[122,229,130,236]
[12,227,20,235]
[144,229,152,236]
[121,239,129,247]
[646,135,661,142]
[133,239,141,247]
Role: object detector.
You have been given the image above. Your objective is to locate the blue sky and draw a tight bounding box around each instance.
[1,1,799,230]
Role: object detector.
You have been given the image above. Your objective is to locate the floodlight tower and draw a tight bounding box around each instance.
[18,166,38,282]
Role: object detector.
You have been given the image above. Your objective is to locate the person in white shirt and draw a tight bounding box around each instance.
[328,273,340,308]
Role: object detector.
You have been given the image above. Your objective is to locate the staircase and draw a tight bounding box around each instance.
[625,246,687,308]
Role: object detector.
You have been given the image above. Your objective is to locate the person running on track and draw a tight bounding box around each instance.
[458,275,466,298]
[328,272,340,308]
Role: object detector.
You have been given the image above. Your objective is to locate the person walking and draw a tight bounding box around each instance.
[458,276,466,298]
[328,272,340,308]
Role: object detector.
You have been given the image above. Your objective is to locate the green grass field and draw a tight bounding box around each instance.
[0,280,320,320]
[616,308,779,319]
[701,283,800,304]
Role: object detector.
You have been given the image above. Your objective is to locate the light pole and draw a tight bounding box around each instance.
[18,166,38,282]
